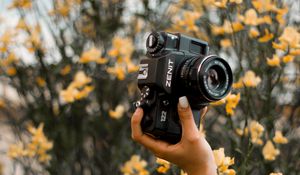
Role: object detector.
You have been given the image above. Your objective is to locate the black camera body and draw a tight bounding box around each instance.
[135,31,233,143]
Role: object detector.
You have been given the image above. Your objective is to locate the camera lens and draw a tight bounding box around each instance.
[207,68,220,90]
[180,55,232,102]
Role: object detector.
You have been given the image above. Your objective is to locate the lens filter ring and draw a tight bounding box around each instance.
[196,55,233,101]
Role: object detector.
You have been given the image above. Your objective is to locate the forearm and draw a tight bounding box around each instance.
[187,163,217,175]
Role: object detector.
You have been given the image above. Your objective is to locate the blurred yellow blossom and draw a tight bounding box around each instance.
[214,0,227,8]
[213,148,235,175]
[248,28,260,38]
[72,71,92,88]
[258,29,274,43]
[79,47,108,64]
[212,20,244,35]
[211,98,226,106]
[107,65,126,80]
[8,123,53,163]
[262,140,280,161]
[121,155,149,175]
[60,65,71,75]
[220,39,232,48]
[290,49,300,56]
[249,121,264,145]
[282,55,294,63]
[242,9,260,26]
[174,11,201,32]
[6,67,17,76]
[36,77,46,87]
[108,36,134,62]
[60,71,93,103]
[273,131,288,144]
[242,71,261,87]
[272,42,288,51]
[235,127,249,137]
[109,105,125,119]
[225,93,240,116]
[278,27,300,48]
[156,158,170,173]
[252,0,276,13]
[8,0,32,9]
[267,54,280,67]
[74,85,94,100]
[16,19,28,30]
[7,143,26,158]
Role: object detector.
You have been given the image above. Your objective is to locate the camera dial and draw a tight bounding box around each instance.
[146,32,165,54]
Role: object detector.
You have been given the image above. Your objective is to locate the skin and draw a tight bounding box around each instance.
[131,102,217,175]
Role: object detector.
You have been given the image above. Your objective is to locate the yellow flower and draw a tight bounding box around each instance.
[60,65,71,75]
[214,0,228,8]
[262,140,280,161]
[108,36,134,61]
[243,9,259,26]
[16,19,28,30]
[211,98,226,106]
[6,67,17,76]
[213,148,235,175]
[290,49,300,56]
[232,77,243,89]
[242,71,261,87]
[8,0,32,9]
[258,29,274,43]
[229,0,242,4]
[270,173,283,175]
[252,0,276,13]
[225,93,240,116]
[212,20,244,36]
[79,47,108,64]
[60,86,79,103]
[7,143,26,159]
[273,131,288,144]
[282,55,294,63]
[174,11,201,32]
[220,39,232,48]
[267,54,280,67]
[156,158,170,173]
[249,121,264,145]
[109,105,125,119]
[248,28,260,38]
[121,155,149,175]
[279,27,300,48]
[74,86,94,100]
[272,42,288,51]
[235,127,249,137]
[107,65,126,80]
[72,71,92,88]
[36,77,46,87]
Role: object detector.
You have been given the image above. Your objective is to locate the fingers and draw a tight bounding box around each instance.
[200,106,208,127]
[178,96,199,141]
[131,108,172,157]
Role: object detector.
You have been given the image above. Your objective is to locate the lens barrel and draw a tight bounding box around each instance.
[180,55,233,103]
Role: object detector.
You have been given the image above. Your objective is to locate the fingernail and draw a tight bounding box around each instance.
[179,96,189,109]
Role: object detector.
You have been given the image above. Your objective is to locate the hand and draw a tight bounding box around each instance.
[131,96,217,175]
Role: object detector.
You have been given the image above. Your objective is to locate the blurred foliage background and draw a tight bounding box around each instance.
[0,0,299,175]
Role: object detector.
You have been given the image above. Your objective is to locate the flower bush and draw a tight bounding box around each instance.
[0,0,299,175]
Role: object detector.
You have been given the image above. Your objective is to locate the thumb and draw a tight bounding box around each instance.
[178,96,198,138]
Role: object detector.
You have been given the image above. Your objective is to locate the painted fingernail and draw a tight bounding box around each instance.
[179,96,189,108]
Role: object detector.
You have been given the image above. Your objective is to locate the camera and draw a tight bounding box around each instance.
[135,31,233,143]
